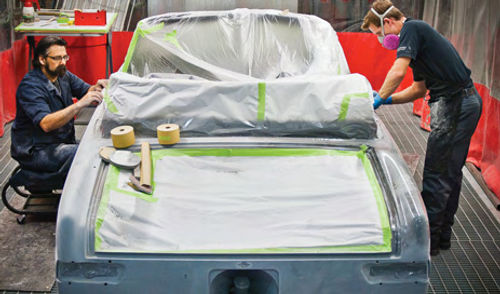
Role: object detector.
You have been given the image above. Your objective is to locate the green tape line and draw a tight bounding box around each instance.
[97,242,391,254]
[110,187,158,202]
[121,22,142,72]
[102,88,118,114]
[152,147,359,161]
[94,164,117,250]
[338,92,370,121]
[257,82,266,121]
[338,96,351,121]
[138,22,164,37]
[164,30,182,49]
[108,153,158,202]
[358,145,392,252]
[122,22,164,72]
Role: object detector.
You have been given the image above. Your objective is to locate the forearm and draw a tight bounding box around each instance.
[39,103,83,132]
[391,84,427,104]
[378,57,411,100]
[379,70,405,99]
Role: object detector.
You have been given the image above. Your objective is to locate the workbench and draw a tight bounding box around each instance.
[15,12,118,78]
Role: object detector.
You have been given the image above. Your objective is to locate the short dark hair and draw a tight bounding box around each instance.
[32,36,67,69]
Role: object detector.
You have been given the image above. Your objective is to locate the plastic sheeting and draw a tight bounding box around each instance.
[101,9,376,139]
[422,0,499,100]
[95,147,391,253]
[121,9,350,79]
[102,71,376,138]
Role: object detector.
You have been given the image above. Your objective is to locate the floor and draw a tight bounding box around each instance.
[0,103,499,293]
[377,103,500,294]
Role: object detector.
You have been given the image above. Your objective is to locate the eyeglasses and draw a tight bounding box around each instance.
[46,55,70,62]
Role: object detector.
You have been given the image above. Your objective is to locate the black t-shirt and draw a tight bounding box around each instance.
[397,18,472,99]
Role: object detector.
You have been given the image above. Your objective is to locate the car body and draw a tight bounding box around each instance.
[56,9,430,293]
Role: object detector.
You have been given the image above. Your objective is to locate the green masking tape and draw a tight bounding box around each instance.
[257,82,266,121]
[338,92,370,121]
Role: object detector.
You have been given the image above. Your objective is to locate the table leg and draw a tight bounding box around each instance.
[106,32,113,78]
[27,36,35,71]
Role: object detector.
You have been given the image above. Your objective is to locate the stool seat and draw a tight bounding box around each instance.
[2,166,63,224]
[9,167,65,193]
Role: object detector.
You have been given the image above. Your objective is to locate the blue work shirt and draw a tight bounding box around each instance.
[11,68,90,161]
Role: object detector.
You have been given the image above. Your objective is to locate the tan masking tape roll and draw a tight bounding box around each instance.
[157,124,180,145]
[110,125,135,148]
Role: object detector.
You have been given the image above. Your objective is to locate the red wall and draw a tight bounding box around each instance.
[0,40,29,137]
[337,32,414,91]
[468,84,500,198]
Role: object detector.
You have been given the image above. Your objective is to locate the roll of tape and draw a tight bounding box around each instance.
[157,124,180,145]
[111,125,135,148]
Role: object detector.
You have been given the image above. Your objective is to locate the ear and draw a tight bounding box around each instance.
[384,17,397,27]
[39,55,45,65]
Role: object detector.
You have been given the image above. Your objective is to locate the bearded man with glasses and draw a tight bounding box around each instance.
[11,36,107,190]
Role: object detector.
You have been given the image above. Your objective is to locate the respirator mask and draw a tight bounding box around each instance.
[371,6,400,50]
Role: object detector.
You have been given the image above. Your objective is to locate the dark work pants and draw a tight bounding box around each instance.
[15,143,78,189]
[421,87,482,248]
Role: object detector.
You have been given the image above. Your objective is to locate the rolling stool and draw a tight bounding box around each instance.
[1,166,64,224]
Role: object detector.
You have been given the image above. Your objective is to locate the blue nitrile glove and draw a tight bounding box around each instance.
[373,91,392,110]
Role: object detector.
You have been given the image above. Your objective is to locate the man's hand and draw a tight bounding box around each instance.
[39,91,103,132]
[373,91,392,110]
[78,90,103,107]
[88,79,109,92]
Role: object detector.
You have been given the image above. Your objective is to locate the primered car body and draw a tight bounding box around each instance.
[56,9,430,293]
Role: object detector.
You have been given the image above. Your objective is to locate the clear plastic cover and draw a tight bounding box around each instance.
[122,9,350,79]
[102,71,376,138]
[101,9,376,139]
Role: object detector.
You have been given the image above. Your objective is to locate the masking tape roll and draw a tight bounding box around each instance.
[157,124,180,145]
[111,125,135,148]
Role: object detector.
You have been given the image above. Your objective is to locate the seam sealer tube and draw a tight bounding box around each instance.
[157,124,180,145]
[110,125,135,148]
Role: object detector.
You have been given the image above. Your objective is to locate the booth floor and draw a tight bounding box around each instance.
[0,103,499,293]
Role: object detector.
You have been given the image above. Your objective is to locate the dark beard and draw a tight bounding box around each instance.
[44,64,67,78]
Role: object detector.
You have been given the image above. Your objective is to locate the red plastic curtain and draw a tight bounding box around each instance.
[0,40,29,137]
